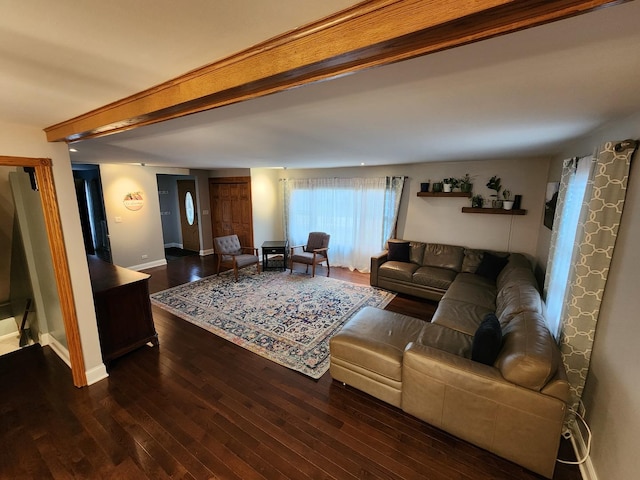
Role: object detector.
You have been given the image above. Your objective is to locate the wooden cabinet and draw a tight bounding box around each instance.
[87,255,158,364]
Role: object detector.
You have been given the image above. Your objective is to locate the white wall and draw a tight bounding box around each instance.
[261,157,550,262]
[251,168,283,248]
[0,121,105,383]
[99,164,189,269]
[538,112,640,480]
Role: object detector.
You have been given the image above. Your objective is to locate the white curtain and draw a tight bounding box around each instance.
[543,156,592,340]
[282,177,405,272]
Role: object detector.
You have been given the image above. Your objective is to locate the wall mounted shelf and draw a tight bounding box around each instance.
[417,192,471,198]
[461,207,527,215]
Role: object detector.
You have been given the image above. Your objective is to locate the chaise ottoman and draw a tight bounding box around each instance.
[329,306,425,407]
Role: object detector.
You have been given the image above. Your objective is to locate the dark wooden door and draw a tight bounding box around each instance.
[209,177,254,248]
[177,179,199,252]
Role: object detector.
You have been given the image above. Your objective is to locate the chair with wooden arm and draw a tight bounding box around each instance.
[214,234,260,281]
[289,232,330,277]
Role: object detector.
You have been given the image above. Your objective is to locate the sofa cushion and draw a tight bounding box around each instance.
[431,298,494,336]
[378,261,419,282]
[415,322,474,358]
[462,249,509,273]
[442,278,497,310]
[495,311,559,391]
[453,272,496,288]
[387,240,410,262]
[471,313,502,365]
[329,307,425,382]
[412,266,457,290]
[476,252,509,281]
[409,241,426,265]
[496,253,534,290]
[422,243,464,271]
[496,283,543,325]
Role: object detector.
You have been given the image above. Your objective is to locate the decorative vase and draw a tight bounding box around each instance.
[503,200,514,210]
[443,183,452,193]
[513,195,522,210]
[420,182,430,192]
[492,199,503,208]
[432,182,443,193]
[460,183,473,193]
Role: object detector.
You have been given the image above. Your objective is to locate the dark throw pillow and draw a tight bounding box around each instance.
[471,313,502,365]
[475,252,509,281]
[387,240,410,263]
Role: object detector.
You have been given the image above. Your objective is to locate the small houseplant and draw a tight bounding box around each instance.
[486,175,503,208]
[459,173,474,193]
[443,177,459,192]
[502,189,514,210]
[471,194,484,208]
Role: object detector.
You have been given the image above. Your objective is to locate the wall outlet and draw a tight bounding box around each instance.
[202,209,210,215]
[141,254,148,260]
[114,216,122,223]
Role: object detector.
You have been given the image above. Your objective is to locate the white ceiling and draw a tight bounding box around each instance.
[3,1,640,169]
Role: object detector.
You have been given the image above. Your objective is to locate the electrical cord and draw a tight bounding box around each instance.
[557,407,592,465]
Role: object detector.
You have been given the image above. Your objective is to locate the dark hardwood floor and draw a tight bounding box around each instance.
[0,256,581,479]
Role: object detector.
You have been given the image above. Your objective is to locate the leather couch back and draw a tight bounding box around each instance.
[422,243,465,271]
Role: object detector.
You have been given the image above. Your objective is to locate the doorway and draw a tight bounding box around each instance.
[0,156,86,386]
[72,164,111,263]
[157,174,201,261]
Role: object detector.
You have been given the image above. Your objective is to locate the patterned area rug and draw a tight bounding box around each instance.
[150,270,395,379]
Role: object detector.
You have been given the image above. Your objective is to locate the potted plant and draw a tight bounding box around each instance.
[432,181,443,192]
[459,173,474,193]
[486,175,503,208]
[502,189,514,210]
[443,177,459,193]
[471,194,484,208]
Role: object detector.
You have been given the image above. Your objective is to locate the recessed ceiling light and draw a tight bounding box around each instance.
[360,162,366,166]
[69,148,78,152]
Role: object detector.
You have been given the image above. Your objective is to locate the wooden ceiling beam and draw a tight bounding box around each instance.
[44,0,627,143]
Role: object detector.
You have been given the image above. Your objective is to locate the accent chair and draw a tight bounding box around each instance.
[214,234,260,281]
[290,232,330,277]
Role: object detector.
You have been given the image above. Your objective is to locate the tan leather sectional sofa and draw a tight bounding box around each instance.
[330,242,569,478]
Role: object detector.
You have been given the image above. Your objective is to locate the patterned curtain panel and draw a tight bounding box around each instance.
[558,140,638,414]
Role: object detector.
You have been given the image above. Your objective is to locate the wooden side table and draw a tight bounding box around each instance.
[261,240,288,271]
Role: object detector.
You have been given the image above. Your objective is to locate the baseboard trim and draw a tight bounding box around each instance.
[85,363,109,385]
[43,333,72,369]
[127,258,168,271]
[200,248,214,256]
[570,419,597,480]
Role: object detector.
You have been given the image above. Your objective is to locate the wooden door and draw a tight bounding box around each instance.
[177,179,200,252]
[209,177,254,248]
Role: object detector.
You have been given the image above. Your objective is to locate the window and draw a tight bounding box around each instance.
[282,177,404,272]
[544,157,591,340]
[185,191,195,225]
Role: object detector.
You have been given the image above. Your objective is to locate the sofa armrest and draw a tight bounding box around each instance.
[403,343,566,416]
[402,342,567,478]
[370,250,388,286]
